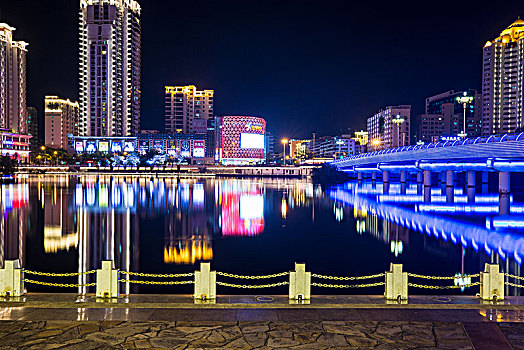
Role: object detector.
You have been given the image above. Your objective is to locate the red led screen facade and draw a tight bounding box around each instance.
[220,116,266,164]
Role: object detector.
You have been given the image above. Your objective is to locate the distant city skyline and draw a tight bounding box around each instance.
[2,1,524,139]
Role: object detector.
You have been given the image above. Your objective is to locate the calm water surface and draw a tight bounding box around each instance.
[1,174,523,295]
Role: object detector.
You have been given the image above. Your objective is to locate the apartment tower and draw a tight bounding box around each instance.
[482,19,524,135]
[44,96,80,149]
[79,0,141,137]
[0,23,28,134]
[164,85,214,134]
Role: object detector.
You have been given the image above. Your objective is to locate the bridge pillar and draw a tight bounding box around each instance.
[357,172,362,185]
[400,171,407,194]
[416,172,423,195]
[445,170,454,203]
[371,172,377,189]
[481,171,489,194]
[382,171,390,194]
[423,170,431,202]
[499,171,510,215]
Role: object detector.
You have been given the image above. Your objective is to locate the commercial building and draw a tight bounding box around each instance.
[367,105,411,151]
[45,96,80,149]
[27,107,40,152]
[289,139,311,160]
[0,129,31,161]
[216,116,266,165]
[164,85,214,134]
[482,19,524,135]
[0,23,28,134]
[68,135,137,154]
[352,130,368,146]
[79,0,142,137]
[309,136,357,159]
[264,131,275,162]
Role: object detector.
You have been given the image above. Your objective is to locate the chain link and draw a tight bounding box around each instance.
[311,282,385,288]
[505,281,524,288]
[504,273,524,281]
[408,282,480,290]
[24,279,96,288]
[216,281,289,289]
[407,273,479,280]
[23,270,96,277]
[118,279,193,285]
[216,271,289,279]
[119,271,194,278]
[312,273,385,281]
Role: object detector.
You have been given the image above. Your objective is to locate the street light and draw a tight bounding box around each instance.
[456,92,474,138]
[392,114,405,147]
[281,138,288,166]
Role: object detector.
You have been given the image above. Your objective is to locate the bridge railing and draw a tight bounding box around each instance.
[331,132,524,165]
[1,260,521,303]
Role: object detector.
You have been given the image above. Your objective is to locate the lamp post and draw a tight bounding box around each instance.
[392,114,405,147]
[456,92,474,138]
[281,138,288,166]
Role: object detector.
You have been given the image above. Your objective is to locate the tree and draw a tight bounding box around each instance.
[0,156,17,175]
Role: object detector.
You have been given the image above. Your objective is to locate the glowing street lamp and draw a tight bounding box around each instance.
[371,139,381,150]
[281,138,288,166]
[392,114,405,147]
[456,92,474,138]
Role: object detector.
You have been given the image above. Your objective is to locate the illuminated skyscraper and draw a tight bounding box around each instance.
[164,85,214,134]
[482,19,524,134]
[79,0,142,137]
[366,105,410,150]
[44,96,80,149]
[0,23,28,134]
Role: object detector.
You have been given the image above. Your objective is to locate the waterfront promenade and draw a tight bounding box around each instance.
[0,294,522,349]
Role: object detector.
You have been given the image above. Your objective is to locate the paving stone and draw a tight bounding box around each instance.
[148,337,190,348]
[133,339,151,348]
[78,323,100,335]
[316,333,348,347]
[345,336,378,347]
[266,337,301,348]
[84,331,125,346]
[323,323,366,336]
[224,337,254,349]
[244,332,268,348]
[293,331,322,344]
[176,325,221,333]
[239,321,270,333]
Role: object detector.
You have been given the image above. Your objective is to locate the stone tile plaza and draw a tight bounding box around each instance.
[2,0,524,349]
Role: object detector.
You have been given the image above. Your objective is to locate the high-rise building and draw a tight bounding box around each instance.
[45,96,80,149]
[27,107,40,152]
[79,0,142,137]
[482,19,524,135]
[164,85,214,134]
[352,130,368,146]
[366,105,411,151]
[0,23,28,134]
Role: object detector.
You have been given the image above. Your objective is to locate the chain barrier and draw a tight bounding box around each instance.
[312,282,385,288]
[119,271,194,278]
[408,282,480,290]
[407,273,480,280]
[505,273,524,281]
[118,279,193,285]
[311,273,384,281]
[23,270,96,277]
[216,271,289,279]
[216,281,289,289]
[505,281,524,288]
[23,279,96,288]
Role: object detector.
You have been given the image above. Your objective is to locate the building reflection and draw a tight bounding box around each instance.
[0,181,28,268]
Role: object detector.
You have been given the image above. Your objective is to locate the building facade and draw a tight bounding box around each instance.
[0,129,30,161]
[45,96,80,149]
[79,0,142,137]
[216,116,266,165]
[0,23,28,134]
[482,19,524,135]
[164,85,214,134]
[309,136,357,159]
[27,107,40,152]
[367,105,411,151]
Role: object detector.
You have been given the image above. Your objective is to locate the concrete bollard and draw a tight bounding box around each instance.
[0,260,24,297]
[289,263,311,301]
[194,262,216,301]
[385,263,407,300]
[480,264,504,301]
[96,261,119,298]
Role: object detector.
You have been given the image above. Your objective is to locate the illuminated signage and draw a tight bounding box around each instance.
[240,133,264,149]
[139,140,149,152]
[180,140,191,157]
[193,140,205,158]
[441,136,461,142]
[153,140,164,152]
[246,123,263,132]
[124,141,135,152]
[85,141,97,153]
[75,141,84,153]
[98,141,109,153]
[111,141,122,153]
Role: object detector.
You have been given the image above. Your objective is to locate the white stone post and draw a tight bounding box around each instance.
[480,263,504,301]
[96,260,119,298]
[385,263,407,300]
[194,262,216,301]
[0,260,24,297]
[289,263,311,301]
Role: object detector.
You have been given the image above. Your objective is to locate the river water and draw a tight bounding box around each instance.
[1,174,523,295]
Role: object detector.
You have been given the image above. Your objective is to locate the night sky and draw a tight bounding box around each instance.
[1,0,524,139]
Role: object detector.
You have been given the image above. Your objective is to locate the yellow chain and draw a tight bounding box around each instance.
[216,271,289,279]
[407,273,471,280]
[504,273,524,281]
[119,271,194,278]
[311,282,385,288]
[24,270,96,277]
[216,281,289,289]
[118,279,193,285]
[505,281,524,288]
[312,273,385,281]
[24,279,96,288]
[408,282,480,289]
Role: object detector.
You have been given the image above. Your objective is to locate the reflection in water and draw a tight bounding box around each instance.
[0,175,522,295]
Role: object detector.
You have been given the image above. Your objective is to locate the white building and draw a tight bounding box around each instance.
[482,19,524,135]
[0,23,28,134]
[45,96,80,149]
[164,85,214,134]
[79,0,142,137]
[367,105,411,151]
